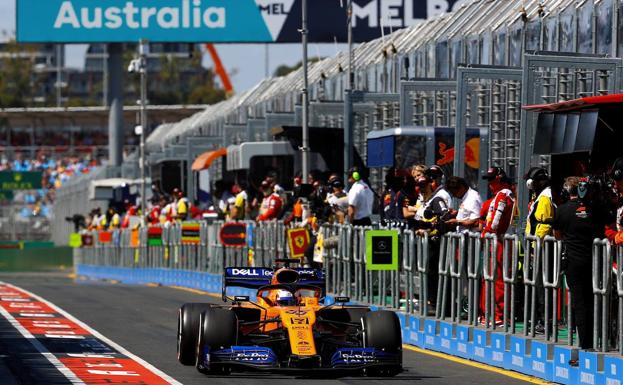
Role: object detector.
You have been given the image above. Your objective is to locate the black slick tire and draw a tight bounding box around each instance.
[177,303,211,365]
[196,307,238,375]
[361,310,402,377]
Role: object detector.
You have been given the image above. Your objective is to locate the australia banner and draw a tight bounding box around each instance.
[17,0,466,43]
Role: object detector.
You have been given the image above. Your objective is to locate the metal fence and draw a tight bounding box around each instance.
[75,222,623,356]
[0,204,51,241]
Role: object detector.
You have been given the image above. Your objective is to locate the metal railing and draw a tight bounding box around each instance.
[76,222,623,356]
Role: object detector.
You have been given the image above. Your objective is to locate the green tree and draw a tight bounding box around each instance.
[0,41,35,107]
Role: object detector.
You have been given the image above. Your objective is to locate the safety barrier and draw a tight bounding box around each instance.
[75,222,623,384]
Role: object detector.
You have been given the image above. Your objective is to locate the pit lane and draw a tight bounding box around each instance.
[0,272,535,385]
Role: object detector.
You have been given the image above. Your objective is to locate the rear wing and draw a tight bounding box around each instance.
[222,267,326,300]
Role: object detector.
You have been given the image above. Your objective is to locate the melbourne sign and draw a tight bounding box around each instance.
[17,0,465,43]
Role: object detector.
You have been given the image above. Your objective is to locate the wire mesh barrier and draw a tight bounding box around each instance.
[75,223,623,357]
[0,205,51,241]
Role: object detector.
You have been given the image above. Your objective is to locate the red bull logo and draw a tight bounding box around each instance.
[437,138,480,169]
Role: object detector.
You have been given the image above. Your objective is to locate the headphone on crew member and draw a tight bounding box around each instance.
[349,167,361,182]
[611,157,623,181]
[525,167,550,191]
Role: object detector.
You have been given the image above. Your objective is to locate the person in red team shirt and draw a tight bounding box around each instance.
[479,167,516,324]
[256,182,283,221]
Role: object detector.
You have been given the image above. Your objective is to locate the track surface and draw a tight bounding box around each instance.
[0,272,532,384]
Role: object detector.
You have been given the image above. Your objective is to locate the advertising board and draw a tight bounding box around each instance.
[17,0,466,43]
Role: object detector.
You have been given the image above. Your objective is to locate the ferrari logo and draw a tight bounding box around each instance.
[294,235,305,248]
[286,228,310,259]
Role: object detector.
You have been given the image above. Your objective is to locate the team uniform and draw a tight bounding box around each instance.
[479,188,515,322]
[553,199,607,348]
[257,193,283,221]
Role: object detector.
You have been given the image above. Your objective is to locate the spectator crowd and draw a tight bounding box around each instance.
[0,152,101,219]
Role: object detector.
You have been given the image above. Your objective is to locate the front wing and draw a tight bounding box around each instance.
[200,346,402,373]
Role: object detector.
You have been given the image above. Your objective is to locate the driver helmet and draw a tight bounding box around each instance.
[275,289,295,306]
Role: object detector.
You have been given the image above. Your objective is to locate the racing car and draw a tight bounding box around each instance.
[177,260,402,376]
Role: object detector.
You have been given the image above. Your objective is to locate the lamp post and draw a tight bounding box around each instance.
[343,0,354,182]
[301,0,309,184]
[130,40,149,225]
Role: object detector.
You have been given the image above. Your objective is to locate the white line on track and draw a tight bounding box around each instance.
[0,290,85,384]
[0,281,182,385]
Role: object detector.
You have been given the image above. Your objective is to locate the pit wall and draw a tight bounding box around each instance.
[75,264,623,385]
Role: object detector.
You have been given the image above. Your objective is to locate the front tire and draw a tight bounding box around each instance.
[361,310,402,377]
[177,303,211,365]
[196,307,238,374]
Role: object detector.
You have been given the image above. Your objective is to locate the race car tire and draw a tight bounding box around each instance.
[362,311,402,377]
[196,307,238,374]
[177,303,211,365]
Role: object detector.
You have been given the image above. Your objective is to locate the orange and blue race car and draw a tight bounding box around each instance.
[177,260,402,376]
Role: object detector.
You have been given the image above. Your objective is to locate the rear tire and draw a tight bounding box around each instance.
[196,307,238,374]
[177,303,211,365]
[361,311,402,377]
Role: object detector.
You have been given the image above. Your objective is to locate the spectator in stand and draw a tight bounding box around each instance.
[478,167,516,325]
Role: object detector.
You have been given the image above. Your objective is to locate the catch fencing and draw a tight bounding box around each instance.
[75,221,623,357]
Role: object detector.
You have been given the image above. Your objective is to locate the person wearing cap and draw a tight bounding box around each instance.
[605,157,623,245]
[410,171,451,311]
[347,167,374,226]
[479,167,516,325]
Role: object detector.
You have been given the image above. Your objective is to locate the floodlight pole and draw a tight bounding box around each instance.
[139,40,148,225]
[301,0,310,183]
[343,0,354,182]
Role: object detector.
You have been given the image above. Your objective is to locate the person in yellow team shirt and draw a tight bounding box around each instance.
[524,167,555,238]
[173,188,190,221]
[107,206,121,229]
[523,167,555,335]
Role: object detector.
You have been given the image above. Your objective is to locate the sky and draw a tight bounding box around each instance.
[0,0,345,93]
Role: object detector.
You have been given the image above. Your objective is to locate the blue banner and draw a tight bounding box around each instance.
[17,0,466,43]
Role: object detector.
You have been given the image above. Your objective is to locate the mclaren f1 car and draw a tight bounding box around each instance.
[177,260,402,376]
